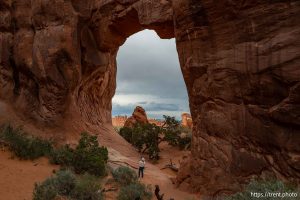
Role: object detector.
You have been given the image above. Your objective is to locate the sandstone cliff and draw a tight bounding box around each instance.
[0,0,299,196]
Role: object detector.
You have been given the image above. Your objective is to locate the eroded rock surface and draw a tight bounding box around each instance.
[124,106,149,128]
[181,113,193,129]
[0,0,299,197]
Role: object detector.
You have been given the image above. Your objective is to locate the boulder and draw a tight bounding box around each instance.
[124,106,149,128]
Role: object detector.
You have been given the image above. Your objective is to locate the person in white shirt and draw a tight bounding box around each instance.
[138,157,146,178]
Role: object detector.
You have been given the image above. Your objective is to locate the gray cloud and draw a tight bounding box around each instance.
[143,102,181,111]
[112,103,134,116]
[137,101,148,105]
[112,102,183,118]
[113,30,190,119]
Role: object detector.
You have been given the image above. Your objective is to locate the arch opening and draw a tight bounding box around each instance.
[112,29,190,126]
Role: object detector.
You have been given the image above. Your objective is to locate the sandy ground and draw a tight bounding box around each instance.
[105,130,198,200]
[0,102,198,199]
[0,127,198,200]
[0,149,58,200]
[0,144,197,200]
[156,142,191,177]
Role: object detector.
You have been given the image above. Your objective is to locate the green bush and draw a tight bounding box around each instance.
[162,116,192,150]
[72,133,108,176]
[142,124,160,160]
[33,170,76,200]
[131,125,146,151]
[119,116,192,160]
[71,173,103,200]
[0,125,53,160]
[54,170,76,196]
[225,179,300,200]
[163,129,180,146]
[33,178,58,200]
[49,144,74,166]
[119,115,192,158]
[112,166,138,186]
[33,170,103,200]
[119,127,133,143]
[48,133,108,177]
[117,182,152,200]
[119,123,160,160]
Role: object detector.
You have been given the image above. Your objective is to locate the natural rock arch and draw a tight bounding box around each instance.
[0,0,299,196]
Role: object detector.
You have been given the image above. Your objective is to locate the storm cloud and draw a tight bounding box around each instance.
[112,30,189,119]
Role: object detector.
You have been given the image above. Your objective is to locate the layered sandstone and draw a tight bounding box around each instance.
[112,115,128,127]
[0,0,299,197]
[112,115,163,127]
[181,113,192,129]
[124,106,148,128]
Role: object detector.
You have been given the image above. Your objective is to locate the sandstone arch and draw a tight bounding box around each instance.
[0,0,299,196]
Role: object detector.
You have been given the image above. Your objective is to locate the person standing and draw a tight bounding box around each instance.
[138,157,146,178]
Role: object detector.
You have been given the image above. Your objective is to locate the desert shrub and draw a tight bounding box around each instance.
[163,129,180,146]
[118,115,192,159]
[70,173,103,200]
[119,123,160,160]
[33,170,103,200]
[162,115,180,130]
[225,179,300,200]
[54,170,76,196]
[49,144,74,166]
[162,116,192,150]
[142,124,160,160]
[131,125,146,151]
[72,132,108,176]
[0,124,53,160]
[119,127,133,143]
[33,170,76,200]
[117,182,152,200]
[48,133,108,177]
[178,132,192,150]
[33,177,58,200]
[112,166,138,186]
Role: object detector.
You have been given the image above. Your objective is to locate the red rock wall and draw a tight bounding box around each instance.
[174,0,300,195]
[0,0,299,196]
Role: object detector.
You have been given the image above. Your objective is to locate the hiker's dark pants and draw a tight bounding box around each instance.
[138,167,144,178]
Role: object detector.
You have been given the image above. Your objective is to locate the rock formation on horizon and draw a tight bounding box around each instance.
[181,113,192,129]
[112,115,128,127]
[124,106,149,128]
[0,0,299,196]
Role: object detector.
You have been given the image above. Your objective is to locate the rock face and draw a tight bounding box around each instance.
[112,115,128,127]
[181,113,193,129]
[0,0,299,197]
[124,106,149,128]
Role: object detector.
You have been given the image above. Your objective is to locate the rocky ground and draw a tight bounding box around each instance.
[0,135,197,200]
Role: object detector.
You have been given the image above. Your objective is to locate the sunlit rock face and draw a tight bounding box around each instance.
[181,113,192,129]
[0,0,299,196]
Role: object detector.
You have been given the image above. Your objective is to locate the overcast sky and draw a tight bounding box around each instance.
[112,30,189,119]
